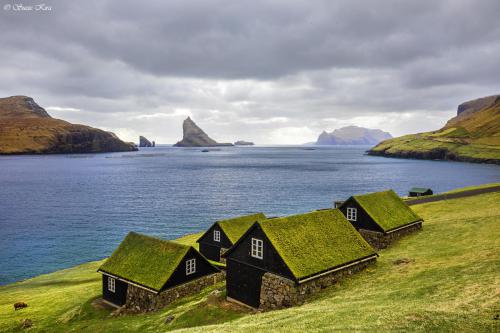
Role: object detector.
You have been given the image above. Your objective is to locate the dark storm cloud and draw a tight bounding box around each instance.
[0,0,499,143]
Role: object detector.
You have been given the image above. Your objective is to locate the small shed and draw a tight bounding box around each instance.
[223,209,377,309]
[339,190,423,249]
[197,213,266,262]
[98,232,220,310]
[409,187,433,197]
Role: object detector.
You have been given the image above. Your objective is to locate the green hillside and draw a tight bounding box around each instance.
[0,187,499,332]
[369,95,500,164]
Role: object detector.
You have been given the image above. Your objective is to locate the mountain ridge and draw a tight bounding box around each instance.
[315,126,392,145]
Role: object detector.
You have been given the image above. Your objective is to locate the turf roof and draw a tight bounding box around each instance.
[352,190,422,232]
[258,209,376,281]
[216,213,266,244]
[98,232,191,291]
[410,187,432,193]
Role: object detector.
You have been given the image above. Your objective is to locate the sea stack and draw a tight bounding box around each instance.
[174,117,233,147]
[0,96,137,154]
[139,136,153,147]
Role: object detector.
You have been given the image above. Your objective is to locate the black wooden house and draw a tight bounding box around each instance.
[409,187,433,197]
[222,209,377,308]
[197,213,266,261]
[98,232,219,307]
[339,190,424,249]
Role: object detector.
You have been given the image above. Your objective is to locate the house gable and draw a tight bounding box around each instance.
[197,223,233,249]
[163,247,219,290]
[339,197,385,233]
[224,223,295,281]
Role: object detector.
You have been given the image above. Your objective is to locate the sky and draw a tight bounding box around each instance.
[1,0,499,144]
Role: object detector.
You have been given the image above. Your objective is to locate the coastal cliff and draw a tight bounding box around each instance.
[316,126,392,145]
[0,96,137,154]
[139,136,154,147]
[368,95,500,164]
[174,117,233,147]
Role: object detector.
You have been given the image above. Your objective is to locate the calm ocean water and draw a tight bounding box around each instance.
[0,145,498,285]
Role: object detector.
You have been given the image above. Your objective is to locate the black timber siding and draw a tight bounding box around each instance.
[225,224,295,307]
[198,224,232,261]
[226,260,264,308]
[162,247,219,290]
[199,243,221,261]
[339,198,385,233]
[102,275,128,306]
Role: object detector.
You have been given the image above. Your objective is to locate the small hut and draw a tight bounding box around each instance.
[409,187,433,197]
[98,232,220,311]
[197,213,266,262]
[223,209,377,309]
[339,190,423,249]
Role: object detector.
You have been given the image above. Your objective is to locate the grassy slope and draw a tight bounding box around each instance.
[1,190,499,332]
[369,100,500,163]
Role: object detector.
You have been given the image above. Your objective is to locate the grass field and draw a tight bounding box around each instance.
[1,187,499,332]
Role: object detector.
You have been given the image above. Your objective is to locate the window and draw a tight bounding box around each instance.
[186,258,196,275]
[108,277,116,293]
[214,230,220,242]
[347,207,357,221]
[251,238,263,259]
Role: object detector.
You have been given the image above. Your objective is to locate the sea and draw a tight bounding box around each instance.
[0,145,498,285]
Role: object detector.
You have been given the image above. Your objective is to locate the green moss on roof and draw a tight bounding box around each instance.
[410,187,432,193]
[98,232,190,291]
[217,213,266,244]
[353,190,422,232]
[259,209,376,281]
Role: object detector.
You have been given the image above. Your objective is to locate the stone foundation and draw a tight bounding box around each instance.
[259,257,376,310]
[358,222,422,250]
[124,272,225,313]
[219,248,229,264]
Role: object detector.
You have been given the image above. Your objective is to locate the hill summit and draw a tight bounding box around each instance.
[174,117,233,147]
[368,94,500,164]
[316,126,392,145]
[0,96,137,154]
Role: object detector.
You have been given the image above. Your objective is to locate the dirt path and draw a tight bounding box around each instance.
[406,185,500,206]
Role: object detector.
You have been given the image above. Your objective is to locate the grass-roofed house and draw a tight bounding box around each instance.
[98,232,222,312]
[339,190,424,249]
[409,187,433,197]
[197,213,266,262]
[222,209,377,309]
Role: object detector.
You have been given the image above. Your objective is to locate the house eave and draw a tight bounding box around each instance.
[97,270,160,294]
[384,219,423,234]
[296,254,378,284]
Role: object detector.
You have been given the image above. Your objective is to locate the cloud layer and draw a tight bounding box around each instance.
[1,0,499,144]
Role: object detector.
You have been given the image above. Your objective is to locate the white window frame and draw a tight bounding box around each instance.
[108,277,116,293]
[251,238,263,259]
[347,207,357,221]
[214,230,220,242]
[186,258,196,275]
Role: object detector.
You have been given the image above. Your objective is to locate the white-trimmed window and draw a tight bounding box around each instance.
[251,238,263,259]
[108,277,116,293]
[347,207,357,221]
[186,258,196,275]
[214,230,220,242]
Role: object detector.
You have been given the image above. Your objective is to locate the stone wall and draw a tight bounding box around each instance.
[259,257,376,310]
[219,248,228,264]
[358,222,422,249]
[124,272,225,313]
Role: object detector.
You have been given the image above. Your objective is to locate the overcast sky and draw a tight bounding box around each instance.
[1,0,499,144]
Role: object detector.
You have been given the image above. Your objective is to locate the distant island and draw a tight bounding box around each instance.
[234,140,254,146]
[0,96,137,154]
[315,126,392,145]
[368,95,500,164]
[139,136,155,147]
[174,117,233,147]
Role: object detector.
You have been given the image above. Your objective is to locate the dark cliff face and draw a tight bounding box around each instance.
[0,96,137,154]
[174,117,233,147]
[316,126,392,145]
[139,136,153,147]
